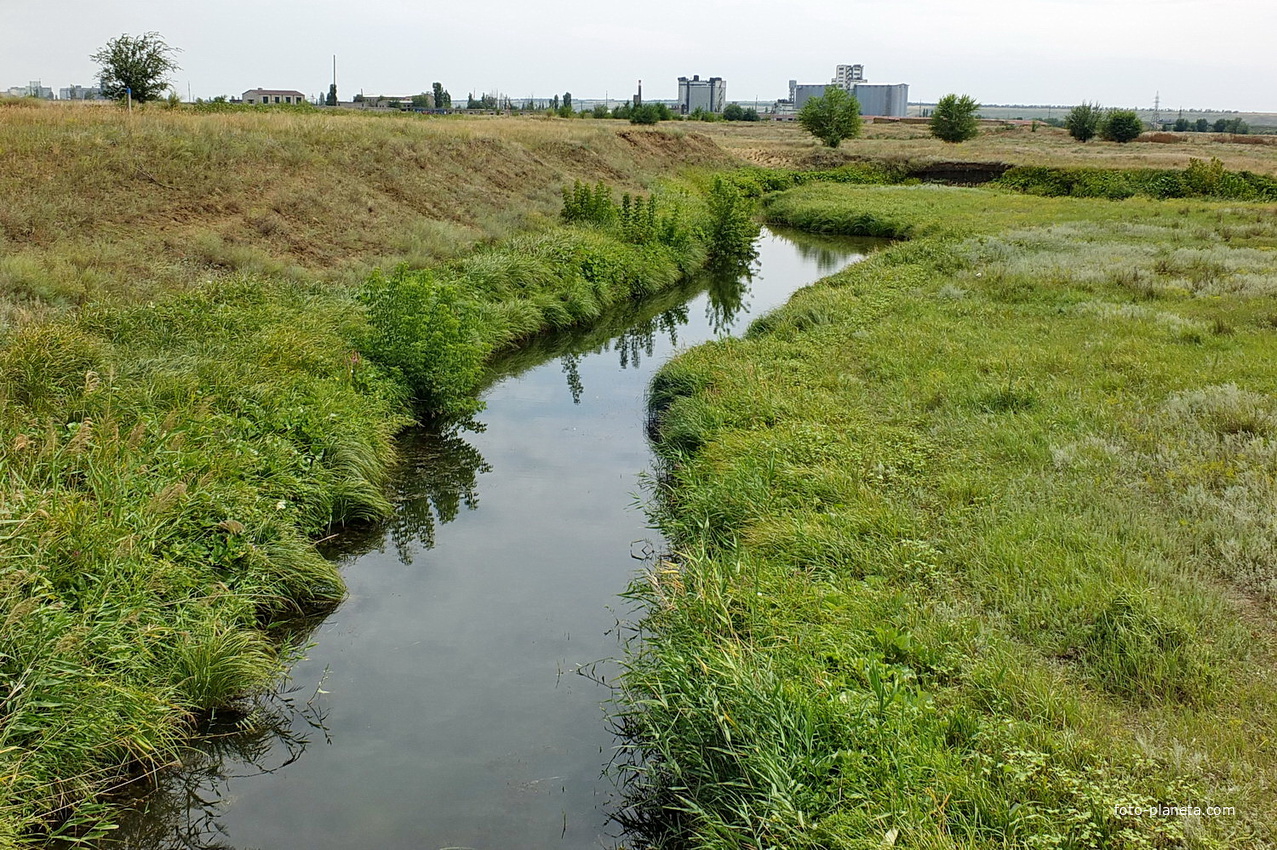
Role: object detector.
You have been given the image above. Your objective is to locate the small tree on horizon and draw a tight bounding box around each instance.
[797,86,862,148]
[1065,101,1102,142]
[326,83,338,106]
[930,93,980,143]
[1100,109,1144,143]
[432,82,451,109]
[92,32,181,103]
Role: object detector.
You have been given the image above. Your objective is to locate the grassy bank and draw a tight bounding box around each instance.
[624,181,1277,846]
[0,104,751,843]
[0,100,729,329]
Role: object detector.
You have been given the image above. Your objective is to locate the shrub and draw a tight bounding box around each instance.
[1101,109,1143,143]
[355,268,488,417]
[929,93,980,143]
[1064,101,1102,142]
[703,176,760,266]
[798,86,862,148]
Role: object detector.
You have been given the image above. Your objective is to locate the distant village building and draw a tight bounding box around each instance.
[242,88,308,105]
[677,75,726,114]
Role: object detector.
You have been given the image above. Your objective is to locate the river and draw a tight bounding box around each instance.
[111,227,879,850]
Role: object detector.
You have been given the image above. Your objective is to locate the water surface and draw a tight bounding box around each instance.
[115,228,879,850]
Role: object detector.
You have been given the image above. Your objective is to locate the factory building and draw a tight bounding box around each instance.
[783,65,908,118]
[677,75,726,114]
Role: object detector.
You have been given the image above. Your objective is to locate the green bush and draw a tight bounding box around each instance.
[797,86,862,148]
[1100,109,1143,143]
[929,93,980,143]
[355,268,488,417]
[1064,101,1102,142]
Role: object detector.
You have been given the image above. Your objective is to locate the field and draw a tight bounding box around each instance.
[626,177,1277,846]
[690,118,1277,174]
[5,101,1277,846]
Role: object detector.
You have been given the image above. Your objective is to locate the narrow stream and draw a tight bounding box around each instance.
[113,227,880,850]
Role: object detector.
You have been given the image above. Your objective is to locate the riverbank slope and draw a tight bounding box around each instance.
[630,182,1277,847]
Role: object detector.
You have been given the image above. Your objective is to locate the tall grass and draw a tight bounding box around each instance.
[0,150,755,840]
[623,180,1277,846]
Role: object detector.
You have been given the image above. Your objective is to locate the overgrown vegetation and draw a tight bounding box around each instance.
[0,108,754,842]
[622,178,1277,847]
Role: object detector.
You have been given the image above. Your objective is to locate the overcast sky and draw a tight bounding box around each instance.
[2,0,1273,111]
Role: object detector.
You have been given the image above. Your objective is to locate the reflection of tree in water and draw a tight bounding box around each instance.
[385,425,492,562]
[704,262,753,335]
[609,305,688,371]
[561,354,584,404]
[102,663,330,850]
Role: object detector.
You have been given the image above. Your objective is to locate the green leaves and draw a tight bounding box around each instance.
[797,86,862,148]
[355,268,488,418]
[929,93,980,143]
[91,32,181,104]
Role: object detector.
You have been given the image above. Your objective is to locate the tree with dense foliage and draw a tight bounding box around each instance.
[629,103,670,125]
[1100,109,1144,143]
[723,103,744,121]
[1065,101,1102,142]
[1194,118,1209,132]
[326,83,338,106]
[432,82,451,109]
[797,86,862,148]
[929,93,980,143]
[92,32,181,103]
[591,103,609,119]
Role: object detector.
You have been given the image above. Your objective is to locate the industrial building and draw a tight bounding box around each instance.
[677,75,726,114]
[781,65,909,118]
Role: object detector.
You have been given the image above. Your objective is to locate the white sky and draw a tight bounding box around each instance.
[2,0,1273,111]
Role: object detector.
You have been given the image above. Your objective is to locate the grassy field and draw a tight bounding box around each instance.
[689,119,1277,175]
[0,102,752,844]
[7,100,1277,846]
[626,181,1277,847]
[0,100,730,329]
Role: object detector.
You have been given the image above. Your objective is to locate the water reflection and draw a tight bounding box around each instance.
[109,228,885,850]
[104,669,329,850]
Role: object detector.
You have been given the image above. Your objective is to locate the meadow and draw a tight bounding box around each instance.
[627,178,1277,847]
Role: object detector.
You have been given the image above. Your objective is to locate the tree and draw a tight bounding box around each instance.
[1100,109,1143,143]
[1194,118,1209,133]
[326,84,338,107]
[432,82,451,110]
[722,103,745,121]
[629,103,669,125]
[797,86,862,148]
[92,32,181,103]
[1065,101,1102,142]
[930,93,980,143]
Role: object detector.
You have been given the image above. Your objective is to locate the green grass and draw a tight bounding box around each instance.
[622,181,1277,847]
[0,164,755,843]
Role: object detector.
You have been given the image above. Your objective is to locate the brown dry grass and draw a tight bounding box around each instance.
[692,118,1277,174]
[0,101,730,328]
